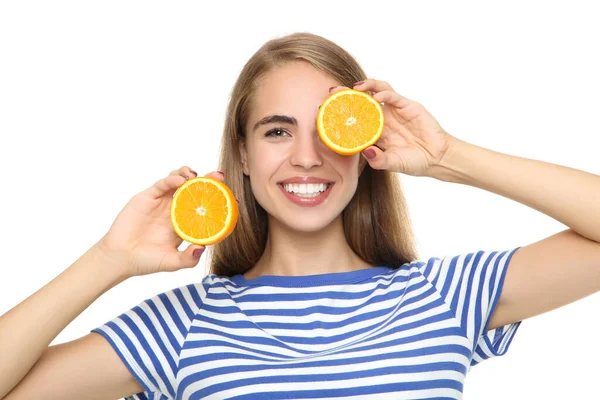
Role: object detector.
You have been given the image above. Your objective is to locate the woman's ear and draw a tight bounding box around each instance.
[239,141,249,176]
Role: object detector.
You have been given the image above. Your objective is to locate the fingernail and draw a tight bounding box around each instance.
[354,81,364,87]
[328,86,337,92]
[193,248,205,257]
[217,170,224,176]
[190,169,197,176]
[363,148,376,159]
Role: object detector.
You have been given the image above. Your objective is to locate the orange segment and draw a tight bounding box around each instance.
[170,177,238,245]
[317,89,384,155]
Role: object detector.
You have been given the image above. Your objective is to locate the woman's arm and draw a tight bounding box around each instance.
[342,78,600,329]
[0,166,212,398]
[430,137,600,329]
[0,242,133,398]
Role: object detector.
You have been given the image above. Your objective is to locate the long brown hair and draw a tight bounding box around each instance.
[206,32,418,277]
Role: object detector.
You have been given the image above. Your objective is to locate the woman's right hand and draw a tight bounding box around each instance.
[94,166,224,278]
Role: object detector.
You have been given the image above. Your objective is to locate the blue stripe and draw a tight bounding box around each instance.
[342,326,471,358]
[118,315,175,397]
[101,321,162,393]
[131,305,178,375]
[192,373,463,399]
[198,279,430,331]
[172,287,195,321]
[186,283,205,309]
[183,346,467,381]
[202,280,428,318]
[144,300,182,355]
[190,286,440,347]
[181,339,297,363]
[180,326,471,372]
[459,251,485,342]
[155,291,187,338]
[210,277,409,303]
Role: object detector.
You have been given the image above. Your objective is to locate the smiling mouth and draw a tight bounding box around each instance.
[277,182,334,198]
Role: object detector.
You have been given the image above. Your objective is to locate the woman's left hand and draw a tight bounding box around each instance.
[331,79,457,177]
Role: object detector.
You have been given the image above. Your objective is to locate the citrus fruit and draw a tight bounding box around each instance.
[170,177,238,246]
[317,89,384,155]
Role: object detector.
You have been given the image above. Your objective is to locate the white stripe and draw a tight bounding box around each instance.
[435,255,452,299]
[111,315,173,396]
[454,254,474,335]
[163,289,194,334]
[180,284,203,313]
[418,258,440,285]
[199,370,466,400]
[183,307,465,364]
[135,301,179,367]
[192,298,446,354]
[464,252,488,343]
[178,334,470,379]
[200,278,431,332]
[315,387,463,400]
[211,277,427,312]
[184,353,467,398]
[94,326,158,394]
[214,270,410,296]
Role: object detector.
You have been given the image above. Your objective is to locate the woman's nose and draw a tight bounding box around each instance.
[289,131,323,169]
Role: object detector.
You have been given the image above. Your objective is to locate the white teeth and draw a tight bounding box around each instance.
[283,183,330,196]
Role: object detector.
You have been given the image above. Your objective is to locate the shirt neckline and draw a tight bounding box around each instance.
[229,266,394,287]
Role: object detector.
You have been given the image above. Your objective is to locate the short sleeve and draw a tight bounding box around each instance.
[91,282,207,400]
[418,247,522,368]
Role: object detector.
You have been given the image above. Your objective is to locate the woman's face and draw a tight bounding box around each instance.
[240,61,363,233]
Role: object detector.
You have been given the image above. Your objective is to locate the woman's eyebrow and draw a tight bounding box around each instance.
[252,115,298,132]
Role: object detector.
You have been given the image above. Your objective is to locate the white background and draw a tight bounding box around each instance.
[1,1,599,398]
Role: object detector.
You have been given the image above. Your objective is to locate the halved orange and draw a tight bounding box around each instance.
[317,89,384,155]
[170,177,238,245]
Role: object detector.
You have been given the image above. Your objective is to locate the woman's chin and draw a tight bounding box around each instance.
[273,213,340,234]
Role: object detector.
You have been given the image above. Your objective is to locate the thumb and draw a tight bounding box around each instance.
[163,244,206,271]
[361,146,388,170]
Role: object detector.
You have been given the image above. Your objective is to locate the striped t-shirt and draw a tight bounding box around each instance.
[92,247,521,400]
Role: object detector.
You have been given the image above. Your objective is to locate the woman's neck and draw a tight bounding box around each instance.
[244,215,374,279]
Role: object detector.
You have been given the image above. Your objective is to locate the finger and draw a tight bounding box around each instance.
[372,89,412,109]
[361,146,389,171]
[162,244,206,272]
[319,85,355,111]
[148,167,227,199]
[353,78,394,93]
[146,174,188,199]
[208,170,239,204]
[145,166,197,199]
[328,85,351,95]
[169,166,198,181]
[205,170,225,182]
[172,167,224,182]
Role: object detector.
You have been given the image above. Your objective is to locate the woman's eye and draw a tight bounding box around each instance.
[265,128,290,138]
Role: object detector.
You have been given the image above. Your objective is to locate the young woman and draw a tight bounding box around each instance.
[1,32,599,399]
